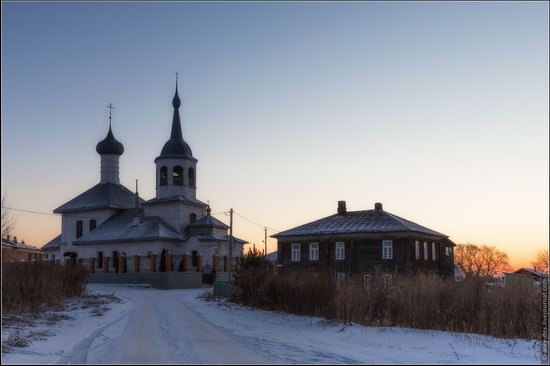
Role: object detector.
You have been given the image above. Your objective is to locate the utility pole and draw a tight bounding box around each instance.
[264,227,267,257]
[229,208,234,283]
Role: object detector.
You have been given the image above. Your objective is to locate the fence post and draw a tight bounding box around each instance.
[103,256,110,273]
[212,255,218,272]
[64,259,70,267]
[78,258,83,268]
[89,258,96,274]
[223,255,229,272]
[150,255,157,272]
[166,253,173,272]
[182,254,189,272]
[134,255,140,273]
[196,254,202,272]
[118,255,126,273]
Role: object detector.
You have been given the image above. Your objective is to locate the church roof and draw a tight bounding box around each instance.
[96,125,124,155]
[144,195,206,208]
[196,233,247,244]
[190,213,229,229]
[157,82,193,158]
[42,234,62,250]
[272,207,448,239]
[73,209,182,245]
[54,182,144,213]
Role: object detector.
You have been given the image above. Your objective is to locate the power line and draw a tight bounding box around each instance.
[3,206,280,233]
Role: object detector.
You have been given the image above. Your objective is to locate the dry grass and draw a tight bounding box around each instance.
[2,261,89,314]
[235,270,542,340]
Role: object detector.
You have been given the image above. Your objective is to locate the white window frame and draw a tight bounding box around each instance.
[432,242,437,261]
[291,244,301,262]
[382,240,393,260]
[337,272,345,282]
[309,243,319,261]
[424,242,429,260]
[335,242,345,260]
[415,240,420,260]
[445,247,450,256]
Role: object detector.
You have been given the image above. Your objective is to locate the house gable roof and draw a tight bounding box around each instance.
[272,209,448,239]
[42,234,62,250]
[54,183,143,213]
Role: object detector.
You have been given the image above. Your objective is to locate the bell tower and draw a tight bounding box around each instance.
[154,76,198,199]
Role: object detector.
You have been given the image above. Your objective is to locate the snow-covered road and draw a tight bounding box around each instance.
[2,284,542,364]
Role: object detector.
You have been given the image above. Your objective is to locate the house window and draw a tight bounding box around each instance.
[309,243,319,261]
[160,166,168,185]
[415,240,420,260]
[213,247,220,256]
[188,167,195,188]
[291,244,301,262]
[424,242,429,260]
[432,243,437,261]
[337,273,345,282]
[76,220,83,238]
[97,251,103,268]
[335,242,345,260]
[190,213,196,223]
[363,274,371,288]
[384,274,393,288]
[382,240,393,260]
[445,247,450,256]
[173,166,184,185]
[89,219,97,231]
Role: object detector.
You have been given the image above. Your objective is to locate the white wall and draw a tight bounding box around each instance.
[144,201,204,234]
[61,208,118,255]
[79,240,177,259]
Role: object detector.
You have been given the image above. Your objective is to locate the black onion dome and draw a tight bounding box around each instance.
[96,126,124,155]
[159,84,193,157]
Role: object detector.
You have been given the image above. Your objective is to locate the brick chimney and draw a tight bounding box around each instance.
[13,236,17,243]
[337,201,347,215]
[375,202,383,211]
[6,235,10,241]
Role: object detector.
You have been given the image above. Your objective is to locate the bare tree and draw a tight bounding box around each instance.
[455,243,510,278]
[531,249,549,275]
[1,194,16,239]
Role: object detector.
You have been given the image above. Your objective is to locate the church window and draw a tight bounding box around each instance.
[173,166,183,185]
[190,213,196,223]
[160,166,168,186]
[188,167,195,187]
[89,219,97,231]
[76,220,83,238]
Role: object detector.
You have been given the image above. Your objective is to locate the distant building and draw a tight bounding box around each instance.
[2,235,47,262]
[504,268,547,288]
[272,201,455,279]
[41,81,246,269]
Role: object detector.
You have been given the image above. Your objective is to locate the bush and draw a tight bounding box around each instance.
[234,269,542,340]
[2,261,89,314]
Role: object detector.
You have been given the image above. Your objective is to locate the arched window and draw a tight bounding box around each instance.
[160,166,168,186]
[89,219,97,231]
[173,166,183,185]
[190,213,197,223]
[188,167,195,188]
[76,220,83,238]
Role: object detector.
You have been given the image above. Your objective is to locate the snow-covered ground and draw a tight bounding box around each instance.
[1,284,542,364]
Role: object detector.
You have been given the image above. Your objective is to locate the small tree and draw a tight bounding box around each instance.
[531,249,549,275]
[455,243,510,278]
[1,194,16,239]
[234,247,272,299]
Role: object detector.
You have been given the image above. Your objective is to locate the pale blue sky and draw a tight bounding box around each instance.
[2,2,548,267]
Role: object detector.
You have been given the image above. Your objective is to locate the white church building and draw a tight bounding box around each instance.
[42,82,246,269]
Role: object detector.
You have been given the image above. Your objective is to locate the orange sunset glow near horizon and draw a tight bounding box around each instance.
[2,3,548,271]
